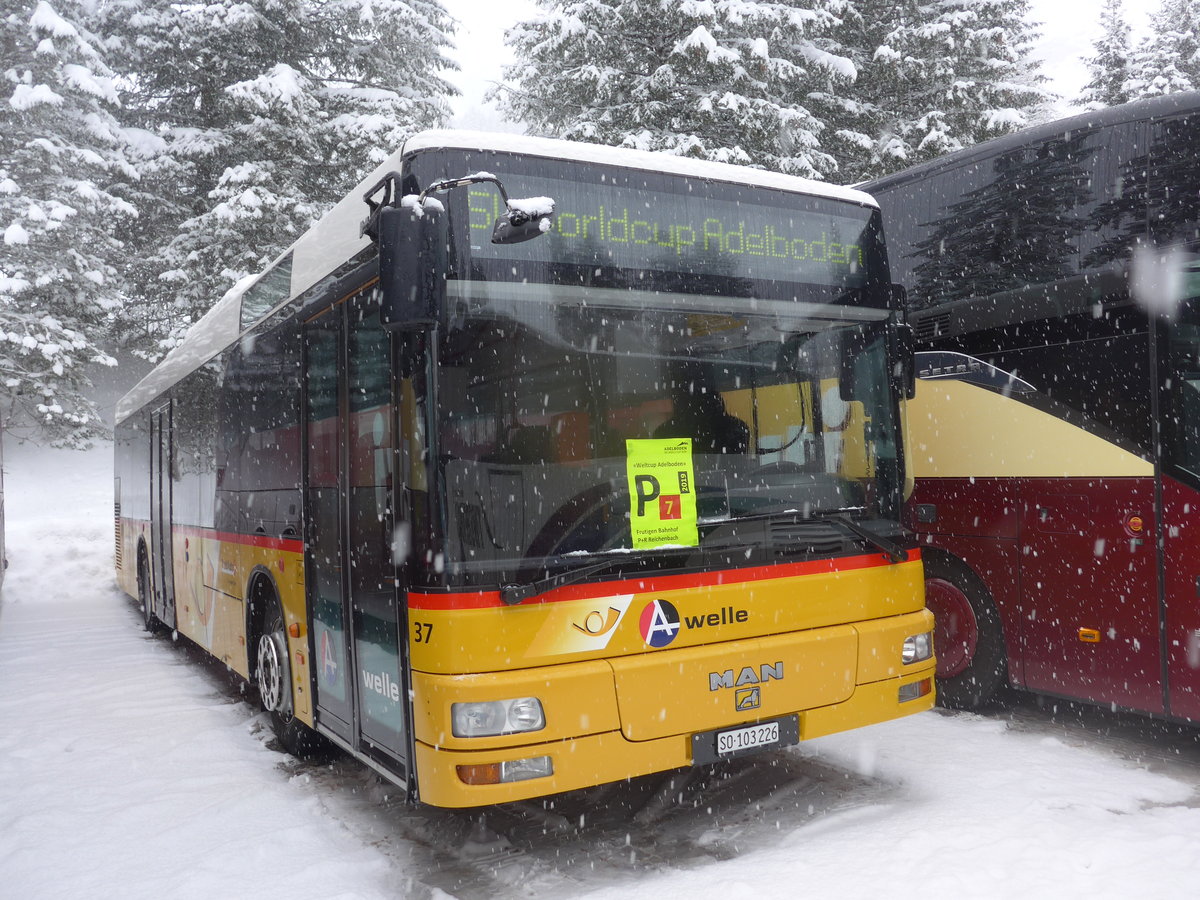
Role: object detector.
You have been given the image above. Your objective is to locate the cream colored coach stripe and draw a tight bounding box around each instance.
[905,379,1154,479]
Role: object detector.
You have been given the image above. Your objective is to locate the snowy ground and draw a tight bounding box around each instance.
[4,442,1200,899]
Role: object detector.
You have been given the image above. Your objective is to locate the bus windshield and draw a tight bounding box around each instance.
[434,284,899,585]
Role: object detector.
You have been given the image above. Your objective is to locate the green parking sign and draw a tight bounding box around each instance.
[626,438,698,549]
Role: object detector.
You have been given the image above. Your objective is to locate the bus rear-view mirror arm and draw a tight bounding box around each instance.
[418,174,554,245]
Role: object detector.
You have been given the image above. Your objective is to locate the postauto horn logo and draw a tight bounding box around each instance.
[639,599,681,648]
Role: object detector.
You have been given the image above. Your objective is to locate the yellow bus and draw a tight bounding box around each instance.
[114,132,934,808]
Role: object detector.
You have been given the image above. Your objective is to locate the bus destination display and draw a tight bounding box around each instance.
[467,177,874,287]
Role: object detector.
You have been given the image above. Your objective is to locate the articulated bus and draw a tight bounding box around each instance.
[864,92,1200,715]
[115,132,935,808]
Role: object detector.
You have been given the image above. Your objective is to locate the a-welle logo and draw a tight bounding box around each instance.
[637,600,751,648]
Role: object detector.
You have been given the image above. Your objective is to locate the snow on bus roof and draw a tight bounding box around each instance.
[116,132,875,422]
[405,131,878,207]
[115,278,252,423]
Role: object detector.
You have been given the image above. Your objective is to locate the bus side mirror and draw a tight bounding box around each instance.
[378,202,447,329]
[891,319,916,400]
[839,326,866,402]
[492,200,554,245]
[885,284,916,400]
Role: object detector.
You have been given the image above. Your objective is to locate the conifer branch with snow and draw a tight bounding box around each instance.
[1,0,128,446]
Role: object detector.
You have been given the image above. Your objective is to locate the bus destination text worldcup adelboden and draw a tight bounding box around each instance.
[469,190,863,268]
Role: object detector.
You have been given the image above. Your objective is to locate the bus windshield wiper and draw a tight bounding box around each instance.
[500,556,635,606]
[811,509,908,563]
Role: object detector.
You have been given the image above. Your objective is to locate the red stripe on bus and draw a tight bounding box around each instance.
[170,524,304,554]
[407,549,916,611]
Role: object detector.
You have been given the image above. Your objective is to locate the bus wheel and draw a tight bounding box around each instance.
[923,554,1006,710]
[254,594,327,758]
[138,554,161,635]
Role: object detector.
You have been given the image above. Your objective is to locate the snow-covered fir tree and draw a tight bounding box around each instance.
[827,0,1050,182]
[1128,0,1200,98]
[0,0,134,446]
[493,0,857,180]
[1079,0,1133,109]
[100,0,458,357]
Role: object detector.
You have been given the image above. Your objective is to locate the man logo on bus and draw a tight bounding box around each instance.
[639,598,680,647]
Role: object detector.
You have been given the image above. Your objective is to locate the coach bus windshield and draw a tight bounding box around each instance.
[409,152,898,587]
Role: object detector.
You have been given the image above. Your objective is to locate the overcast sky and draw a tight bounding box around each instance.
[442,0,1160,130]
[1033,0,1155,115]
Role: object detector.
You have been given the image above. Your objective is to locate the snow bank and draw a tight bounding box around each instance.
[0,442,397,900]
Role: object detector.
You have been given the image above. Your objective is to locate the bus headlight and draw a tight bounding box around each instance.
[452,697,546,737]
[902,632,933,664]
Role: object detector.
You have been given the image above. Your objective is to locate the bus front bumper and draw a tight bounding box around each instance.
[411,609,936,808]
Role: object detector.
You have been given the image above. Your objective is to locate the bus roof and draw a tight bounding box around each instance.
[405,131,879,206]
[117,132,877,424]
[861,91,1200,195]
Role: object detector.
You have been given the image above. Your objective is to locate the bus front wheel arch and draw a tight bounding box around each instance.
[923,551,1007,710]
[248,575,327,759]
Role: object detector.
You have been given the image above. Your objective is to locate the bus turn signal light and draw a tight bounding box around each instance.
[898,678,932,703]
[457,756,554,785]
[1079,627,1101,643]
[456,764,501,785]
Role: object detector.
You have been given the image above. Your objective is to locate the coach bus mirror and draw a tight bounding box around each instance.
[839,326,867,401]
[890,320,917,400]
[492,198,555,245]
[378,201,447,329]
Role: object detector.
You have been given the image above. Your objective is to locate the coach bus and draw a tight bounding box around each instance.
[864,92,1200,717]
[114,132,935,808]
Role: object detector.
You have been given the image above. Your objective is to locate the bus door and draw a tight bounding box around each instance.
[1161,470,1200,721]
[149,404,175,626]
[305,312,353,743]
[304,296,411,778]
[346,300,409,772]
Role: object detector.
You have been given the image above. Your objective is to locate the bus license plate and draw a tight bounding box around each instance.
[691,715,799,766]
[718,722,779,755]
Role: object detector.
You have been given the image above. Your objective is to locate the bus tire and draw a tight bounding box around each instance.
[138,548,161,635]
[923,552,1007,710]
[254,590,326,759]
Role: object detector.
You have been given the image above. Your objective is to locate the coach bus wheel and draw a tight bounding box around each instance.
[138,556,161,635]
[255,593,327,758]
[923,554,1006,710]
